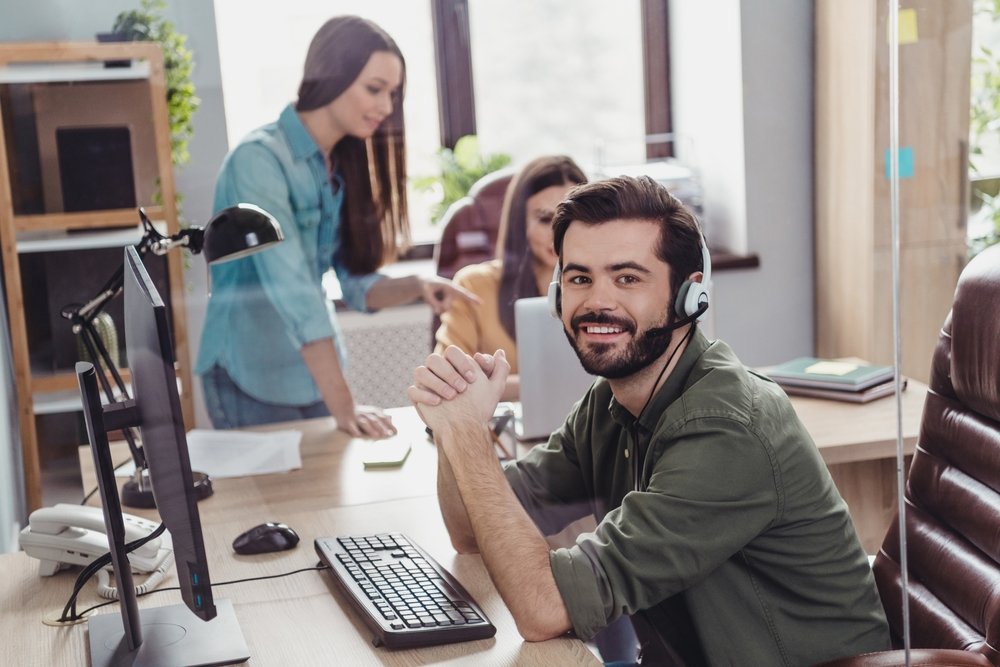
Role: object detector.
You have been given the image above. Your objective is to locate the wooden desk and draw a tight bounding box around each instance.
[4,407,599,666]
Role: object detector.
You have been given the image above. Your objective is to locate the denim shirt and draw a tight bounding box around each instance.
[195,104,384,406]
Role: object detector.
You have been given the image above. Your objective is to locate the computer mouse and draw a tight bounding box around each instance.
[232,522,300,555]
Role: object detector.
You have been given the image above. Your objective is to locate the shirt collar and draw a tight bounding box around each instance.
[608,327,711,431]
[278,103,323,162]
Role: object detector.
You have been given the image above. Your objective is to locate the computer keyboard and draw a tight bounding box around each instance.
[315,533,496,649]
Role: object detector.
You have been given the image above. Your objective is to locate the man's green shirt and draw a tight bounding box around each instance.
[504,330,890,665]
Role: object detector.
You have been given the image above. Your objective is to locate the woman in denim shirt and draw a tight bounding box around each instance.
[197,16,476,436]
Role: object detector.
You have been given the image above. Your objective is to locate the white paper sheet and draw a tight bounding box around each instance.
[115,429,303,479]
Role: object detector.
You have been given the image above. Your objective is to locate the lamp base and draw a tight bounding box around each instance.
[120,470,213,509]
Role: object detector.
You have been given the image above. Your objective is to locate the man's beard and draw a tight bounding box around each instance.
[564,310,673,380]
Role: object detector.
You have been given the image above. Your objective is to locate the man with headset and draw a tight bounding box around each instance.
[409,176,890,665]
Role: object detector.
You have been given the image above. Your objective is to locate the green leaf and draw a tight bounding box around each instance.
[452,135,482,171]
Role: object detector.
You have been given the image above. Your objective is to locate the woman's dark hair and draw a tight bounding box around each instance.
[296,15,409,274]
[552,175,704,309]
[496,155,587,339]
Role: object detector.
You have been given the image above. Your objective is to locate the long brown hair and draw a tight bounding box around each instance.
[496,156,587,339]
[296,15,409,274]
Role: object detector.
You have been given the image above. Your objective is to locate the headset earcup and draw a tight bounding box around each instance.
[684,283,709,319]
[547,279,561,319]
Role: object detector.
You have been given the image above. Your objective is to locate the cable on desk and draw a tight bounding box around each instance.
[59,522,166,622]
[67,563,332,620]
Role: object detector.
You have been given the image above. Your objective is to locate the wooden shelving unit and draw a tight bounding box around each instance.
[815,1,972,384]
[0,42,193,511]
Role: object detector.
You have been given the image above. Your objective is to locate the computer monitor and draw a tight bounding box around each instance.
[76,246,249,666]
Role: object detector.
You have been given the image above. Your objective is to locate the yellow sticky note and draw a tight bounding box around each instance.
[805,361,859,376]
[896,8,918,45]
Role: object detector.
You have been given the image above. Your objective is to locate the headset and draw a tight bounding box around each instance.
[547,223,712,328]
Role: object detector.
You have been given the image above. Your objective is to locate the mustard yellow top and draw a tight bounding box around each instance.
[434,259,519,373]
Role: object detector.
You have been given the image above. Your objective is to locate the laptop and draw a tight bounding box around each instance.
[514,297,596,441]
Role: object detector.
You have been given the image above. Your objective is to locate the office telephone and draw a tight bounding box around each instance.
[19,504,173,598]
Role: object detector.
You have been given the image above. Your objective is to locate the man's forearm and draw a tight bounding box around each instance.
[440,421,572,641]
[436,444,479,553]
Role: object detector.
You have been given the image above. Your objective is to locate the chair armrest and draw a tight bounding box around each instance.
[815,649,992,667]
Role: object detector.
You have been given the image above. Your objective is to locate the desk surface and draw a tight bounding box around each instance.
[789,379,927,465]
[6,407,598,666]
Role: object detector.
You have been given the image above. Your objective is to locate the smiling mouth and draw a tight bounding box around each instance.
[583,325,626,334]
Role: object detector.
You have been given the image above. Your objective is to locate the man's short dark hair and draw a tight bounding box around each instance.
[552,175,704,301]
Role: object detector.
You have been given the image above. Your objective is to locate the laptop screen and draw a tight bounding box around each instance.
[514,297,595,441]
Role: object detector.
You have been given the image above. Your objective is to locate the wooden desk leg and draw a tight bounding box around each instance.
[826,457,912,555]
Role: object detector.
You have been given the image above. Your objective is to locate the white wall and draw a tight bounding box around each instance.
[0,297,25,552]
[671,0,815,366]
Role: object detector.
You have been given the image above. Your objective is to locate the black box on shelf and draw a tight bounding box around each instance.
[56,126,137,213]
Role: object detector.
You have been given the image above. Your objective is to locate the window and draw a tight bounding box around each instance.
[466,0,646,168]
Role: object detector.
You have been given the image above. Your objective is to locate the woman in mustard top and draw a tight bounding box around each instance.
[434,156,587,400]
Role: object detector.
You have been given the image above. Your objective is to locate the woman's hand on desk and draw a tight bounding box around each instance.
[332,401,396,438]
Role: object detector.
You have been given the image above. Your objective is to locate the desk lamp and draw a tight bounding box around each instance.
[61,204,284,508]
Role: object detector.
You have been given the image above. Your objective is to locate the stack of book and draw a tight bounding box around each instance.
[764,357,905,403]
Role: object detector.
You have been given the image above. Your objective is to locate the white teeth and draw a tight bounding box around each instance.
[585,326,623,334]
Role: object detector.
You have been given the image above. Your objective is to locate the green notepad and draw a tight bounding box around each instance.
[764,357,895,392]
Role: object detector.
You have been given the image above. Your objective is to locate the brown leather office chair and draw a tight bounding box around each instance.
[818,244,1000,667]
[430,167,515,349]
[433,167,516,280]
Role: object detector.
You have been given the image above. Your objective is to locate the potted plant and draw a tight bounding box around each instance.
[108,0,199,168]
[415,135,512,224]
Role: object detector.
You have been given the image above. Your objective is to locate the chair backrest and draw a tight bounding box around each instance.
[433,167,516,280]
[872,243,1000,663]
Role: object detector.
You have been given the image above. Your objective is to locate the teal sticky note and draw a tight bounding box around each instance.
[884,146,914,179]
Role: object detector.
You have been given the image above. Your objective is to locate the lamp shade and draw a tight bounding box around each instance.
[201,203,284,264]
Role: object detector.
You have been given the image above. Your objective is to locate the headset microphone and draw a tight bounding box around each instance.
[644,300,708,338]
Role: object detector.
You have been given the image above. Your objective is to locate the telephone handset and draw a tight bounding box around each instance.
[19,503,172,577]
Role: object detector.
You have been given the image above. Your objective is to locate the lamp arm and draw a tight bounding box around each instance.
[148,227,205,256]
[58,208,171,473]
[65,265,125,329]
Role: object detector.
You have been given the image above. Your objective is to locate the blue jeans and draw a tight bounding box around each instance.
[596,615,639,664]
[201,365,330,428]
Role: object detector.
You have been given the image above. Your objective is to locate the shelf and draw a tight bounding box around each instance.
[12,206,166,234]
[17,220,167,253]
[33,385,133,415]
[33,382,184,416]
[0,40,191,513]
[33,388,90,415]
[0,60,150,84]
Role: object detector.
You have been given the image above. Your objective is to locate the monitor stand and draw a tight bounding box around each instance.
[88,599,248,667]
